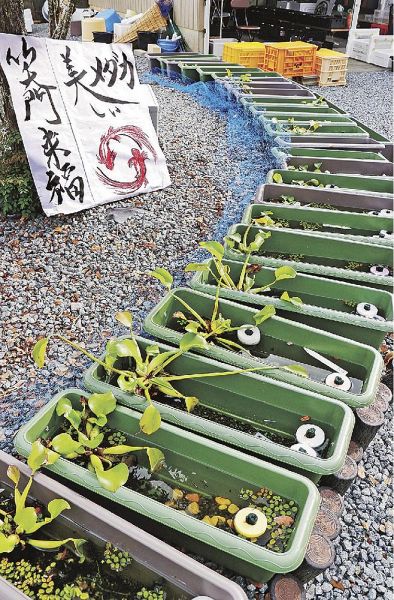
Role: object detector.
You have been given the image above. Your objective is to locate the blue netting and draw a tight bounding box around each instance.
[142,72,283,266]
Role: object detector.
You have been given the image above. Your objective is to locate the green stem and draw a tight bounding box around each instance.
[249,277,277,295]
[171,293,208,330]
[214,259,235,289]
[237,252,252,291]
[164,364,281,382]
[151,350,183,376]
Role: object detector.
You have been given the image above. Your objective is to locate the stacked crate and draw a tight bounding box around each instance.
[315,48,349,87]
[223,42,266,67]
[261,41,317,77]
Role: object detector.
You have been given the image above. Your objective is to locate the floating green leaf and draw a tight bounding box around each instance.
[91,460,129,493]
[280,291,303,306]
[272,173,283,184]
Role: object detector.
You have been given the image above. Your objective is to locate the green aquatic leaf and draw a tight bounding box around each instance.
[199,241,224,261]
[115,310,133,329]
[32,338,49,368]
[147,447,165,472]
[272,173,283,184]
[274,266,297,281]
[185,396,199,412]
[150,267,173,289]
[140,404,161,435]
[254,304,276,325]
[51,433,83,456]
[88,392,116,417]
[180,332,208,352]
[91,459,129,493]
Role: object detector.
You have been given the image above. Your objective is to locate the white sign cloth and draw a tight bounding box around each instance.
[0,34,170,216]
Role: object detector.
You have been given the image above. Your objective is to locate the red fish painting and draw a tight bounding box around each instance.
[96,125,157,194]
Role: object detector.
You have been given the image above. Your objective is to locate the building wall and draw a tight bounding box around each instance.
[89,0,206,51]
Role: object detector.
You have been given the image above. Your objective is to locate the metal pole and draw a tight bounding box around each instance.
[220,0,224,37]
[204,0,211,53]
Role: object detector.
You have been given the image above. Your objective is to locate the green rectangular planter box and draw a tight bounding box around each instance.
[275,136,387,151]
[14,389,321,582]
[254,182,394,214]
[148,52,200,71]
[212,72,283,81]
[241,97,330,108]
[165,58,224,77]
[144,288,383,408]
[245,105,343,116]
[283,155,394,177]
[0,452,247,600]
[224,223,393,290]
[180,62,239,81]
[267,169,394,196]
[263,120,369,138]
[157,54,215,70]
[243,202,394,246]
[196,66,265,82]
[83,337,355,483]
[190,258,393,349]
[285,148,388,161]
[263,113,354,124]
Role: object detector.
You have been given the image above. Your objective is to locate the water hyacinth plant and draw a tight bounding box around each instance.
[271,118,321,135]
[185,239,297,298]
[0,452,85,556]
[29,392,165,493]
[151,266,277,352]
[32,312,306,441]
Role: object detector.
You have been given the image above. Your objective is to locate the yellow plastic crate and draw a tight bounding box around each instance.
[315,48,348,74]
[223,42,266,67]
[318,69,347,86]
[262,41,317,77]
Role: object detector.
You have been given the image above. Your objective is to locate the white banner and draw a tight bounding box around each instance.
[0,34,170,216]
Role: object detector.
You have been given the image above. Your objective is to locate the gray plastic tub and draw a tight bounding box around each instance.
[0,452,246,600]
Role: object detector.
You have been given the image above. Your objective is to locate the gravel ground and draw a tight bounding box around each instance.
[311,71,394,140]
[1,28,393,599]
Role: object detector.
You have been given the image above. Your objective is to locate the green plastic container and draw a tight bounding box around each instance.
[15,389,321,582]
[83,337,355,483]
[275,136,387,151]
[212,72,283,81]
[267,169,394,196]
[224,223,393,290]
[286,148,388,161]
[180,62,240,81]
[283,155,394,177]
[243,202,394,246]
[254,182,394,213]
[165,58,224,77]
[190,258,393,349]
[263,112,354,123]
[263,119,369,138]
[157,54,216,70]
[196,66,265,82]
[241,97,331,109]
[144,288,383,407]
